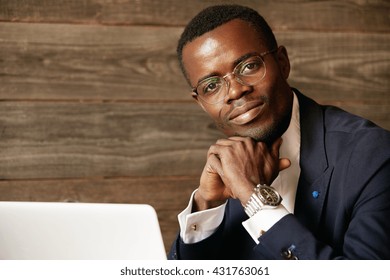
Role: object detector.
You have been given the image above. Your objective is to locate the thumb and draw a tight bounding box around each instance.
[271,137,283,156]
[279,158,291,171]
[272,138,291,171]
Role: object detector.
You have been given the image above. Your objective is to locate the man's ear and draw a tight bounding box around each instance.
[276,46,291,80]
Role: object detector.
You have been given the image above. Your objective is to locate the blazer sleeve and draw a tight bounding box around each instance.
[168,219,227,260]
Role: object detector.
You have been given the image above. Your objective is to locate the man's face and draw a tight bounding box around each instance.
[182,19,293,143]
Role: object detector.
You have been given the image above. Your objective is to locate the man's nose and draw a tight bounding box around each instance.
[223,74,253,104]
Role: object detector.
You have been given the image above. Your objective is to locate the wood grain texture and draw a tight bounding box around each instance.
[0,23,388,103]
[1,98,387,182]
[0,22,388,128]
[0,176,198,251]
[0,22,188,101]
[0,101,224,180]
[0,0,388,32]
[282,31,390,129]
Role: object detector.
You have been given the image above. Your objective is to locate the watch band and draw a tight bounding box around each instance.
[244,191,264,217]
[244,184,282,217]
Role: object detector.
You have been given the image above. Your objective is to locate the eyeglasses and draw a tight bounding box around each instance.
[192,49,277,104]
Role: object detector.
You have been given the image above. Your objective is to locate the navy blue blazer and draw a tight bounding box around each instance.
[168,90,390,259]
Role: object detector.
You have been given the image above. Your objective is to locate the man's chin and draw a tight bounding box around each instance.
[238,127,276,144]
[219,120,287,144]
[220,126,273,143]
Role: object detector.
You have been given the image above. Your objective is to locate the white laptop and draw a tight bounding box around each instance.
[0,202,167,260]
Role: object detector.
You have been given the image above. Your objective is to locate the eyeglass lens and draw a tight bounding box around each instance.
[196,56,266,104]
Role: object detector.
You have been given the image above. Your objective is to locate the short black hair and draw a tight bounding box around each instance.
[177,4,278,81]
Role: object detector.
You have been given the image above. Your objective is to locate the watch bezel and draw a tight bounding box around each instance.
[255,184,282,207]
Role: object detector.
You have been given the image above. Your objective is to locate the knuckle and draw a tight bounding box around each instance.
[243,136,255,144]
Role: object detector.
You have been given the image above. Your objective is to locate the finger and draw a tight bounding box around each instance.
[213,137,257,154]
[270,138,291,171]
[271,137,283,157]
[207,141,235,158]
[215,138,236,146]
[279,158,291,171]
[207,154,224,177]
[207,144,221,158]
[215,136,254,147]
[227,136,250,142]
[207,139,233,158]
[228,136,257,148]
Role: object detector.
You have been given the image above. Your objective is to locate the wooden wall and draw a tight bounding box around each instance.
[0,0,389,252]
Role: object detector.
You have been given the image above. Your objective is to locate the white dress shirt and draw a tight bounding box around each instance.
[178,92,301,244]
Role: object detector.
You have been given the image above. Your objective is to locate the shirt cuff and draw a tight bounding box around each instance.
[242,205,289,244]
[178,189,227,244]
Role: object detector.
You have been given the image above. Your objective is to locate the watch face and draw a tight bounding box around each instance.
[258,185,282,206]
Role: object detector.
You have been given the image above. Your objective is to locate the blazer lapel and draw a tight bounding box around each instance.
[293,90,333,232]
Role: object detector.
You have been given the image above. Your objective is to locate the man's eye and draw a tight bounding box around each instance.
[239,61,261,75]
[201,79,222,95]
[204,83,218,93]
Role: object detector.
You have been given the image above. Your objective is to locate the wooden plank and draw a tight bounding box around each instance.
[0,176,198,251]
[0,97,388,182]
[278,31,390,130]
[0,22,189,101]
[0,22,389,104]
[281,31,390,104]
[0,0,388,32]
[0,102,224,180]
[0,22,388,127]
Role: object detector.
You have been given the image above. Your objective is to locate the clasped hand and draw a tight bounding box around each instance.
[193,137,291,212]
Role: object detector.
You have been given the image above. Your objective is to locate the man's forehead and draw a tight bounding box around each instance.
[183,20,266,57]
[197,37,219,57]
[182,20,266,76]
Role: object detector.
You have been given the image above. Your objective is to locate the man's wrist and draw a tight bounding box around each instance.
[243,184,283,217]
[192,190,226,213]
[244,191,264,217]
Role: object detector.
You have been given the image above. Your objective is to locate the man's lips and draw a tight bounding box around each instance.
[228,100,265,125]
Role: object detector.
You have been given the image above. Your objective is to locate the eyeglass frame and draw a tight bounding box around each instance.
[191,49,277,104]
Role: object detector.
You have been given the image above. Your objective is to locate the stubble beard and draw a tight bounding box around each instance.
[216,104,292,145]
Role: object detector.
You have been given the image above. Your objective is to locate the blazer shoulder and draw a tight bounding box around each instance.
[321,104,390,189]
[295,89,390,168]
[323,105,386,134]
[294,88,388,137]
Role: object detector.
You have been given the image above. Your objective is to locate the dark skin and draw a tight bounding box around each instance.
[182,19,294,212]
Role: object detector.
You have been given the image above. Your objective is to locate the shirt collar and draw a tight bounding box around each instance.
[280,90,301,161]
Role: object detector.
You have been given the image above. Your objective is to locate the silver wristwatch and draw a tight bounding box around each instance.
[244,184,283,217]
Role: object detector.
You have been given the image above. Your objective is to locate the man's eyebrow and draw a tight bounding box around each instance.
[233,52,259,66]
[195,73,219,87]
[195,52,260,86]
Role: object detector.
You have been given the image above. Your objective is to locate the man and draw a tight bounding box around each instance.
[168,5,390,259]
